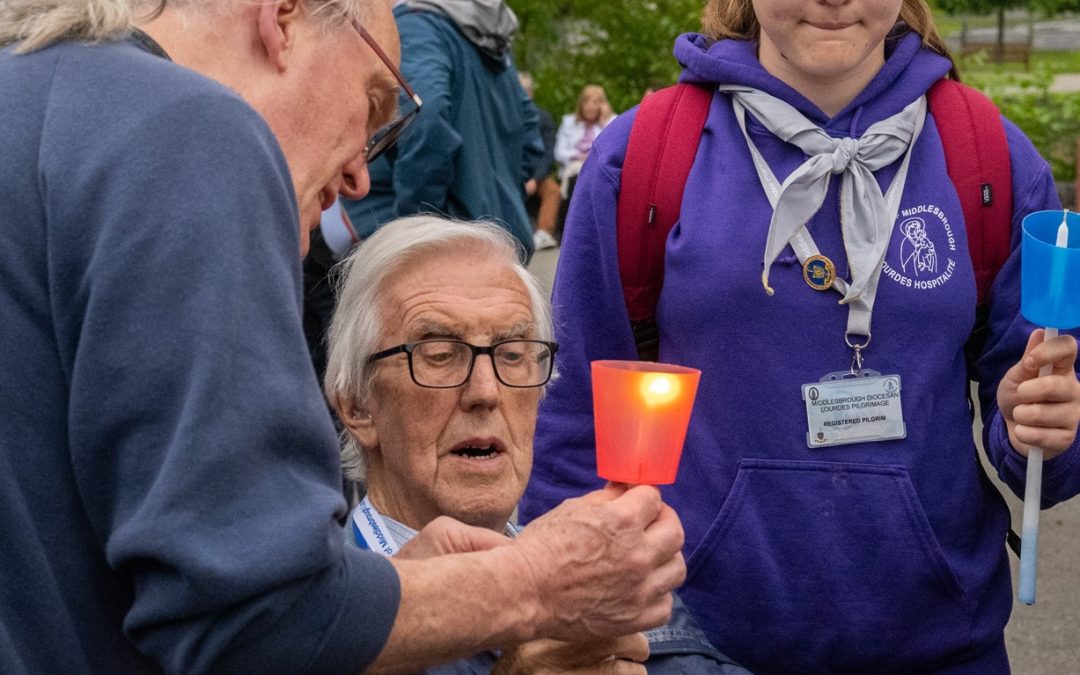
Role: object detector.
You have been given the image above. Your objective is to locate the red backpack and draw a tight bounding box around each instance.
[615,79,1020,556]
[617,79,1013,363]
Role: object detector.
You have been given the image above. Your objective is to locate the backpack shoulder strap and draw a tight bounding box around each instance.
[928,80,1021,559]
[617,83,712,360]
[927,78,1013,308]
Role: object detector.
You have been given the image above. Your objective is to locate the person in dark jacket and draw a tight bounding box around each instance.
[345,0,543,258]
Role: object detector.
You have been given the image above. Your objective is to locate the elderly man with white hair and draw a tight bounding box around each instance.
[325,215,752,674]
[0,2,686,673]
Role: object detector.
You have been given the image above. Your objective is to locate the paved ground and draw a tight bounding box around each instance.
[1050,73,1080,93]
[1002,495,1080,674]
[528,246,1080,673]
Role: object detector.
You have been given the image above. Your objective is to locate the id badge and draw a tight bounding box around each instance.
[801,370,906,448]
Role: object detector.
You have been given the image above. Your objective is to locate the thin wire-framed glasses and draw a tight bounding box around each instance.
[367,339,559,389]
[350,19,423,163]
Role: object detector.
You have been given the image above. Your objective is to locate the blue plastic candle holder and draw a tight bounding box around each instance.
[1021,210,1080,330]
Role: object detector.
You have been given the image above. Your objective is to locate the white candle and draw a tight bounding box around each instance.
[1018,210,1070,605]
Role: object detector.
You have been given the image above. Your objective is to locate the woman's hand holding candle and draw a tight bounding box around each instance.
[1014,209,1080,605]
[997,329,1080,460]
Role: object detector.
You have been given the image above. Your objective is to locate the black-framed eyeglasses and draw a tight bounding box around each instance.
[350,19,423,163]
[368,339,559,389]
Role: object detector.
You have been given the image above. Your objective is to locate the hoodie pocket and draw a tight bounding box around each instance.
[682,458,970,673]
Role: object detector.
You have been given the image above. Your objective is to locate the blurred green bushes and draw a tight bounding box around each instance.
[962,52,1080,182]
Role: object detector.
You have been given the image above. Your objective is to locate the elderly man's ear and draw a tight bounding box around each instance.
[256,0,305,72]
[337,398,379,449]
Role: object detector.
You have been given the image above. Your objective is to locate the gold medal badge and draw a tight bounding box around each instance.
[802,255,836,291]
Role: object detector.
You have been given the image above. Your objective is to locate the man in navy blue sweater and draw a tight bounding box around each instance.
[0,1,685,672]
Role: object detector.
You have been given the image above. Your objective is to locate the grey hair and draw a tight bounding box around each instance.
[324,215,554,483]
[0,0,373,53]
[0,0,148,51]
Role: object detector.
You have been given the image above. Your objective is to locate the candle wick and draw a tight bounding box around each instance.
[1057,210,1071,249]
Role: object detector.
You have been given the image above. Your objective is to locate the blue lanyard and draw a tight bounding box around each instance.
[351,496,397,557]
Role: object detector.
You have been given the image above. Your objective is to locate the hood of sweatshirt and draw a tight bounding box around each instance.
[674,30,953,135]
[402,0,517,62]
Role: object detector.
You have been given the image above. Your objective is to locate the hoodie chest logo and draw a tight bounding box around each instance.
[882,203,959,292]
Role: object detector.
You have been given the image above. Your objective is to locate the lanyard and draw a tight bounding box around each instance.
[727,91,927,366]
[351,496,398,557]
[351,498,520,558]
[129,28,172,61]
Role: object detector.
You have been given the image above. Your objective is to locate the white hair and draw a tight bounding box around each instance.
[0,0,372,53]
[324,215,555,483]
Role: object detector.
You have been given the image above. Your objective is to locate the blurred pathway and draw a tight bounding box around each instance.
[946,17,1080,52]
[1051,73,1080,93]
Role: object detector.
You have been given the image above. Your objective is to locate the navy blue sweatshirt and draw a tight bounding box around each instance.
[0,39,398,673]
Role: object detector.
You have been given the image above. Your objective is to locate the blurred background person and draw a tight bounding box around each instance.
[344,0,543,259]
[554,83,616,207]
[519,71,561,251]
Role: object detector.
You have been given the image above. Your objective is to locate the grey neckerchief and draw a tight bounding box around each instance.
[719,86,926,308]
[402,0,518,61]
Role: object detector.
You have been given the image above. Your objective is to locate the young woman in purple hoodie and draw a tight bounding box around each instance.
[521,1,1080,673]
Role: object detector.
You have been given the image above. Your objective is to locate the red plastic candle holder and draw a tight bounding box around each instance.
[591,360,701,485]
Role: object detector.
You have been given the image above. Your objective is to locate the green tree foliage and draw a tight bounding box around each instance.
[929,0,1079,18]
[934,0,1026,11]
[509,2,1080,183]
[510,0,703,117]
[1021,0,1080,11]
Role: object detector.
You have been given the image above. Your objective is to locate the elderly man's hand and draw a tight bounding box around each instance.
[396,516,512,560]
[511,483,685,641]
[493,634,649,675]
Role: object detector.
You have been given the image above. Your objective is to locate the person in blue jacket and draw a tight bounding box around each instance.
[345,0,543,258]
[0,1,688,672]
[324,214,753,674]
[520,0,1080,673]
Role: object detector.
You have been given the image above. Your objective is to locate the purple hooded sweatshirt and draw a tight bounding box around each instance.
[521,31,1080,674]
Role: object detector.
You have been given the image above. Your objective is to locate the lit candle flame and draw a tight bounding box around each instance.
[640,374,681,407]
